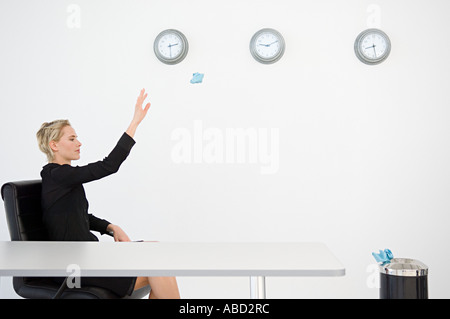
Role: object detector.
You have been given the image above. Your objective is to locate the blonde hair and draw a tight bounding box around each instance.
[36,120,71,162]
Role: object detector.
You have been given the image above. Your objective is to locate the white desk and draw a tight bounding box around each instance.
[0,241,345,298]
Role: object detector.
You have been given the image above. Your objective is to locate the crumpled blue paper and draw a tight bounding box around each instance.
[190,72,204,84]
[372,249,394,264]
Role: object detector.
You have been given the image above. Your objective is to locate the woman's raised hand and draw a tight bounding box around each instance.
[126,88,151,138]
[133,88,151,125]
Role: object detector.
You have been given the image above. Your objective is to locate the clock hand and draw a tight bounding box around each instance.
[372,44,377,57]
[258,41,278,47]
[167,43,179,58]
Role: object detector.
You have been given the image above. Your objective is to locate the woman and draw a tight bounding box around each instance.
[36,89,180,299]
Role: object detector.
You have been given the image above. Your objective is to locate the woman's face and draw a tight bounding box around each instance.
[51,125,82,164]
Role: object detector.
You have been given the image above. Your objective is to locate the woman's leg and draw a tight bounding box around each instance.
[134,276,180,299]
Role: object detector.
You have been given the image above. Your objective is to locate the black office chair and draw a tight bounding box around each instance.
[1,180,151,299]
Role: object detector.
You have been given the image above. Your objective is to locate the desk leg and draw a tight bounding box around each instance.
[250,276,266,299]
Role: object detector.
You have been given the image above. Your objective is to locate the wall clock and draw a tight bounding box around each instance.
[154,29,189,65]
[354,28,391,65]
[250,28,285,64]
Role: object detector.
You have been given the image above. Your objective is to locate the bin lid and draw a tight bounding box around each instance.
[380,258,428,277]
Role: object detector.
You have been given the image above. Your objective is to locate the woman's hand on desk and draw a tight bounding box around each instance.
[106,224,131,242]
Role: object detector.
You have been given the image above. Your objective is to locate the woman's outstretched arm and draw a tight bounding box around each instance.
[47,89,151,187]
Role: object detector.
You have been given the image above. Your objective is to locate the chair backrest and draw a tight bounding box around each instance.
[1,180,48,241]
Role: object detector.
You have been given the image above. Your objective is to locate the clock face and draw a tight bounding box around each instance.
[250,28,285,64]
[255,32,281,58]
[154,29,189,65]
[354,29,391,65]
[157,33,183,59]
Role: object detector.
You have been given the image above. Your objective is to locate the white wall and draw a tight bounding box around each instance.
[1,0,450,298]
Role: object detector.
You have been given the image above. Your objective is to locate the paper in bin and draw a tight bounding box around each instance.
[372,249,394,264]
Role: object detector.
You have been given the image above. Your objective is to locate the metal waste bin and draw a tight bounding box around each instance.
[379,258,428,299]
